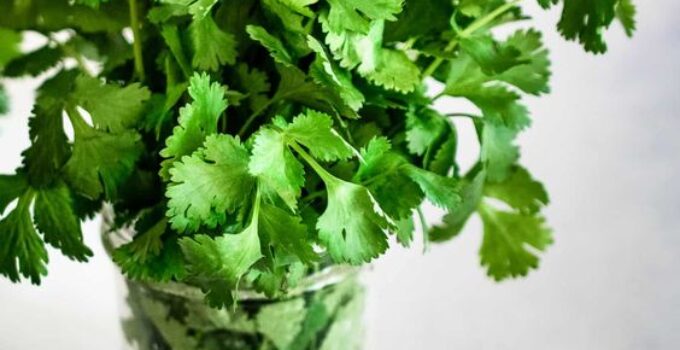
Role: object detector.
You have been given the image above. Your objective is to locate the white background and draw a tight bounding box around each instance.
[1,1,679,349]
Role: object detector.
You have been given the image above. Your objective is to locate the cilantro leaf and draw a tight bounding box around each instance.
[249,110,354,210]
[484,166,549,214]
[429,171,485,242]
[247,25,295,67]
[357,137,460,213]
[34,182,92,261]
[179,200,263,307]
[72,75,151,132]
[319,15,382,74]
[112,215,186,282]
[616,0,637,37]
[384,0,453,42]
[0,174,28,214]
[285,110,354,162]
[357,138,423,220]
[540,0,635,53]
[160,73,228,177]
[356,40,421,93]
[249,128,306,211]
[479,204,553,280]
[0,0,129,33]
[0,192,48,284]
[325,0,404,33]
[403,165,460,210]
[3,45,63,78]
[235,64,271,112]
[480,123,519,182]
[317,178,391,264]
[395,216,415,247]
[307,36,365,112]
[428,131,458,176]
[190,15,237,71]
[21,70,75,186]
[497,29,551,96]
[319,17,420,93]
[64,109,142,199]
[259,202,318,264]
[167,134,255,233]
[406,107,449,156]
[273,65,358,121]
[281,138,393,264]
[459,35,526,76]
[141,82,188,140]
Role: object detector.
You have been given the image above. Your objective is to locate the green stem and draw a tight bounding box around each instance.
[302,190,326,203]
[237,98,279,137]
[423,0,522,77]
[416,207,430,253]
[446,112,482,119]
[331,112,355,145]
[129,0,146,81]
[289,142,335,184]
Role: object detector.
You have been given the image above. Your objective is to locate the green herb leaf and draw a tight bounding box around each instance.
[34,182,92,261]
[317,178,391,264]
[484,166,549,214]
[0,174,28,214]
[3,45,63,77]
[72,75,151,132]
[540,0,635,53]
[429,171,485,242]
[247,25,295,67]
[249,128,306,211]
[325,0,404,33]
[180,209,263,308]
[285,110,354,162]
[167,134,255,233]
[259,202,317,264]
[160,73,228,177]
[113,213,186,282]
[190,16,238,71]
[479,204,553,280]
[0,192,48,284]
[64,110,142,199]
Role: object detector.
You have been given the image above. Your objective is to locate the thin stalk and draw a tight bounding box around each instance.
[129,0,146,80]
[289,142,335,184]
[237,98,279,137]
[302,190,326,203]
[423,0,522,77]
[416,207,430,253]
[446,112,482,120]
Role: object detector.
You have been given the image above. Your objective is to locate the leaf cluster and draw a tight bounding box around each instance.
[0,0,634,307]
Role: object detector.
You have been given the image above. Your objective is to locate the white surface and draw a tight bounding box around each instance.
[1,2,679,349]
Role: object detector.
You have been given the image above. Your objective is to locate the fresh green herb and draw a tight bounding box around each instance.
[0,0,634,307]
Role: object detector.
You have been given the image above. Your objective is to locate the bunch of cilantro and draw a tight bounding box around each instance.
[0,0,634,308]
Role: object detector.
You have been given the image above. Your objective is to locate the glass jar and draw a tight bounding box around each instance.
[102,217,365,350]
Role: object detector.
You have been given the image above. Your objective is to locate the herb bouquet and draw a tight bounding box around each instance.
[0,0,634,349]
